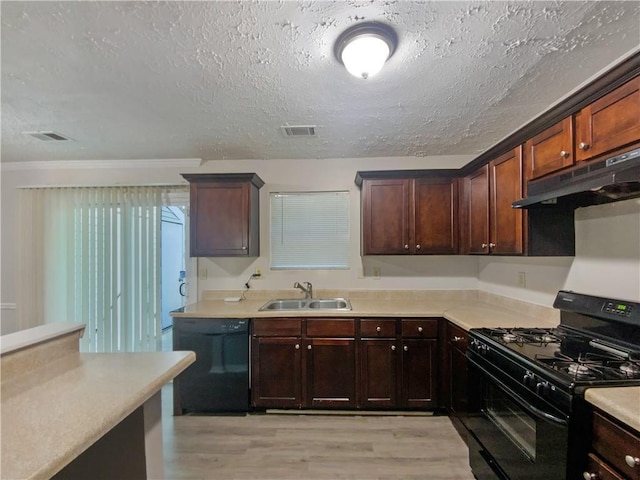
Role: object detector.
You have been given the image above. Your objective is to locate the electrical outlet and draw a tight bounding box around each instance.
[517,272,526,287]
[373,267,381,279]
[254,268,263,279]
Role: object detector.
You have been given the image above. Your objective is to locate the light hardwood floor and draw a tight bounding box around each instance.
[161,386,475,480]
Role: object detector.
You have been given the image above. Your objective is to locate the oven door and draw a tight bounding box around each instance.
[467,358,569,480]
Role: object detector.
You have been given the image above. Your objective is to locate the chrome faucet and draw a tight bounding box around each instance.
[294,281,313,299]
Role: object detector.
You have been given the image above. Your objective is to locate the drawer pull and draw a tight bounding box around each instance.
[481,243,488,249]
[295,344,300,350]
[582,473,597,480]
[376,326,382,333]
[625,455,640,468]
[307,345,312,350]
[560,150,569,158]
[404,244,409,249]
[578,142,590,150]
[403,345,408,352]
[417,326,423,333]
[416,244,421,250]
[391,345,396,351]
[452,336,463,342]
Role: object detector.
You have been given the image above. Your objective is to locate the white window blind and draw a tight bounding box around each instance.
[18,185,187,352]
[270,191,349,269]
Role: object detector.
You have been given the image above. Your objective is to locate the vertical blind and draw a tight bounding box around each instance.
[18,186,186,352]
[270,191,349,269]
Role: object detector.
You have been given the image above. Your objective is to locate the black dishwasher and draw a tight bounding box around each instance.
[173,318,249,413]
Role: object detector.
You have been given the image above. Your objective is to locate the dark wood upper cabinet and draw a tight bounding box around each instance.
[462,147,525,255]
[465,165,490,254]
[357,173,459,255]
[575,76,640,163]
[490,147,524,255]
[526,117,574,181]
[182,173,264,257]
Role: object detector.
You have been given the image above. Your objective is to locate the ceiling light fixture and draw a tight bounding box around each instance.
[334,22,397,80]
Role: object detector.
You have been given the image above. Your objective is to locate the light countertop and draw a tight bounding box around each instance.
[172,293,560,331]
[1,350,195,480]
[585,387,640,433]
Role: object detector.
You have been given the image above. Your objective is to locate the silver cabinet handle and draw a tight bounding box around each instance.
[452,336,463,342]
[489,242,496,248]
[403,345,408,352]
[376,326,382,333]
[307,345,312,350]
[391,345,396,351]
[560,150,569,158]
[481,243,488,249]
[242,246,247,250]
[417,326,423,333]
[625,455,640,468]
[582,473,597,480]
[416,244,421,250]
[404,244,409,249]
[579,142,590,150]
[295,344,300,350]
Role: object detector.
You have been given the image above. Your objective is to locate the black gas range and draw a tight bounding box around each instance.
[466,290,640,480]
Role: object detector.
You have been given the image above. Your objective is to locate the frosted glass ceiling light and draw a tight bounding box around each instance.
[334,22,397,80]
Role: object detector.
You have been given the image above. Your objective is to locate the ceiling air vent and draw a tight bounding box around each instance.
[23,131,72,141]
[282,125,316,137]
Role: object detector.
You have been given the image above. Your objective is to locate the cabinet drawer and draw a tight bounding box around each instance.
[306,319,355,337]
[585,453,625,480]
[447,322,469,351]
[593,411,640,479]
[253,318,302,337]
[360,319,397,338]
[401,319,438,338]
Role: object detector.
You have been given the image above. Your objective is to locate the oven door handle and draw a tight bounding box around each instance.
[472,360,569,427]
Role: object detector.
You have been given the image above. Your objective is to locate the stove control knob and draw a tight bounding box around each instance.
[536,381,550,396]
[523,372,536,388]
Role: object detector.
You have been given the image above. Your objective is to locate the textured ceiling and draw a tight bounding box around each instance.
[2,1,639,164]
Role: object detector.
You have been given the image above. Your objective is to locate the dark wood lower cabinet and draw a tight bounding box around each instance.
[251,336,301,408]
[401,339,437,409]
[251,317,441,410]
[307,338,356,408]
[360,339,398,408]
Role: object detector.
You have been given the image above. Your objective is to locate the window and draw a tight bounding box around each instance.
[270,191,349,269]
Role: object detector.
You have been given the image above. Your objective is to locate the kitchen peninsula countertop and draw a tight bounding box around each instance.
[1,324,195,480]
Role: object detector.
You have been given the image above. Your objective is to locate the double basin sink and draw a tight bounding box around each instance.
[259,297,352,312]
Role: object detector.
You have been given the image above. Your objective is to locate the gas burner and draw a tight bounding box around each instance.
[567,363,596,380]
[620,362,640,378]
[535,334,560,344]
[502,333,519,343]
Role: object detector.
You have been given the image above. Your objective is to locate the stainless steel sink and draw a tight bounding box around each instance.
[259,299,307,311]
[259,297,351,311]
[307,299,349,309]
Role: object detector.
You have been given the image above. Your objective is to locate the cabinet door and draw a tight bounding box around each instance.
[306,338,356,408]
[466,165,490,254]
[362,179,411,254]
[251,337,301,408]
[526,117,574,180]
[576,77,640,163]
[490,146,524,255]
[400,339,437,409]
[413,178,459,254]
[360,339,398,408]
[190,182,251,256]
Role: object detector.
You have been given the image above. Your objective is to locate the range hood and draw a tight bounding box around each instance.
[513,147,640,209]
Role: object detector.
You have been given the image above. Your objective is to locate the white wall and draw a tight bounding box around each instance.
[479,197,640,305]
[3,156,638,335]
[0,155,476,334]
